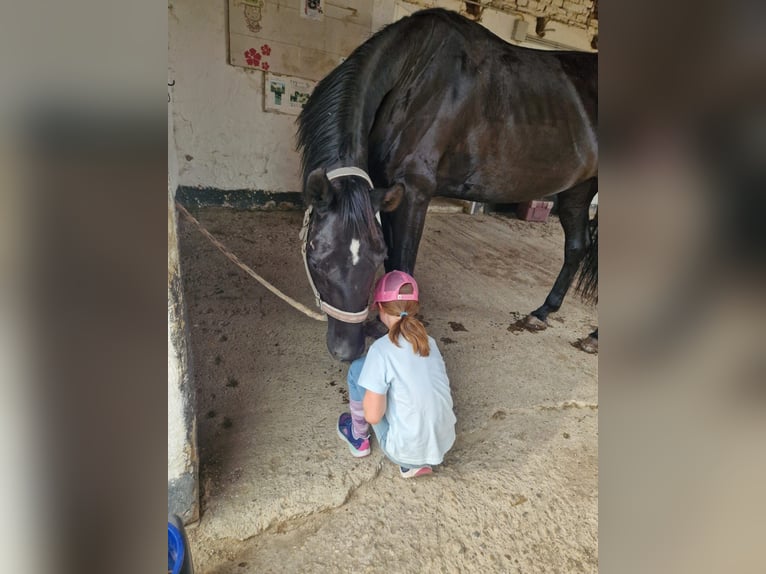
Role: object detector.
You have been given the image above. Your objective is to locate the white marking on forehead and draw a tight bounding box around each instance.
[350,238,361,266]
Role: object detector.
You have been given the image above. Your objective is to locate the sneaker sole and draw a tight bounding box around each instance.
[400,466,433,478]
[337,428,370,458]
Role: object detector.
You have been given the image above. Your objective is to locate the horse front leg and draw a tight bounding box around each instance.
[381,187,431,274]
[526,178,597,330]
[364,186,430,340]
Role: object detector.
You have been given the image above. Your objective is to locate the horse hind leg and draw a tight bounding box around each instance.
[575,328,598,354]
[525,178,597,332]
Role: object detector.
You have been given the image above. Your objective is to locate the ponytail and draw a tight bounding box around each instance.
[379,301,430,357]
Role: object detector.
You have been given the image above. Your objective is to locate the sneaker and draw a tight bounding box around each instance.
[337,413,370,457]
[400,465,433,478]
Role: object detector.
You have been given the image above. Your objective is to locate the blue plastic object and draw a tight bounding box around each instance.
[168,522,185,574]
[169,514,195,574]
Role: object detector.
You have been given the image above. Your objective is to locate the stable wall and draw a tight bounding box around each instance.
[169,0,311,193]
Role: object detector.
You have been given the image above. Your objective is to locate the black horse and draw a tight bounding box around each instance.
[297,8,597,362]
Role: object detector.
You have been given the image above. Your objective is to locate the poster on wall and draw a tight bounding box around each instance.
[264,72,316,116]
[228,0,373,81]
[302,0,323,21]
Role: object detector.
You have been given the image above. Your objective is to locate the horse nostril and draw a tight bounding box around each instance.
[329,345,361,363]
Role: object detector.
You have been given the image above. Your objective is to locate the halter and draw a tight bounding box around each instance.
[299,167,374,324]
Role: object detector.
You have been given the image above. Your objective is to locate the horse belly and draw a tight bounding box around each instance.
[438,124,596,203]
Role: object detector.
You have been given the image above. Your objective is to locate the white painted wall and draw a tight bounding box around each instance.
[167,321,187,480]
[397,0,594,51]
[485,13,593,51]
[169,0,304,191]
[167,94,189,482]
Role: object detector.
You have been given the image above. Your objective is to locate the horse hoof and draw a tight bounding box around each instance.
[524,315,548,331]
[577,336,598,354]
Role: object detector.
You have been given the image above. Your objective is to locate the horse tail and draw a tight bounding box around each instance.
[575,208,598,304]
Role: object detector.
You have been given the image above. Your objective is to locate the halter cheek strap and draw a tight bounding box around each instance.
[299,167,375,324]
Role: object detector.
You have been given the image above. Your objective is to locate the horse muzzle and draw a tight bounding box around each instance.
[326,319,366,362]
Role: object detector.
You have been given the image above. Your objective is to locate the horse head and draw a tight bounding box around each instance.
[302,168,402,361]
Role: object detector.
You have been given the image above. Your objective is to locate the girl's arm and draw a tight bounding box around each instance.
[363,390,387,424]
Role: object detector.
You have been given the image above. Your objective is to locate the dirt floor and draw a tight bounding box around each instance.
[177,206,598,573]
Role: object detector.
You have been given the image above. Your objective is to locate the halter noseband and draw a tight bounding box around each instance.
[299,167,374,324]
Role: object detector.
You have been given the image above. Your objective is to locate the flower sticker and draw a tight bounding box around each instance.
[244,48,261,67]
[261,62,270,71]
[260,44,271,56]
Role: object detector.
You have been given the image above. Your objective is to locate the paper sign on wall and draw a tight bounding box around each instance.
[264,72,316,116]
[302,0,323,21]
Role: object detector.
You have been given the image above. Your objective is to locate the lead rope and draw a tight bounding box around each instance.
[176,167,375,324]
[298,204,321,309]
[175,201,327,321]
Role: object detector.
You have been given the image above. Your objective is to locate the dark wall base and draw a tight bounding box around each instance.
[176,186,303,211]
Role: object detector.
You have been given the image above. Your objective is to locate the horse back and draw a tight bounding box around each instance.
[367,11,598,202]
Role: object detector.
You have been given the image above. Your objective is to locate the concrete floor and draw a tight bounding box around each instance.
[177,207,598,573]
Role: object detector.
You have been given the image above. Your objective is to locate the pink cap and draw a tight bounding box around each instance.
[373,271,419,304]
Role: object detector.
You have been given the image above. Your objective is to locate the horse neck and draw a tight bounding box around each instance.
[340,39,410,166]
[300,20,426,177]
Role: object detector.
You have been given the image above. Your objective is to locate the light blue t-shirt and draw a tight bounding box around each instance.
[358,334,456,466]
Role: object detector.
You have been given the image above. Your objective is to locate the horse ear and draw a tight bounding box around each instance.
[305,168,334,211]
[371,183,404,213]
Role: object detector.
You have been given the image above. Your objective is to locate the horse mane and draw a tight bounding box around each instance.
[335,185,381,243]
[296,15,423,179]
[296,41,390,242]
[296,13,432,242]
[296,57,367,182]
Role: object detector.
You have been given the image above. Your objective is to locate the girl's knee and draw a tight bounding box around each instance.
[347,356,366,382]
